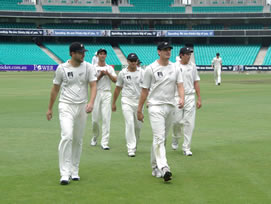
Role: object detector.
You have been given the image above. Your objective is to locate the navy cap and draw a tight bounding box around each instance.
[127,53,138,61]
[157,41,173,50]
[179,47,193,55]
[97,48,107,54]
[69,42,88,53]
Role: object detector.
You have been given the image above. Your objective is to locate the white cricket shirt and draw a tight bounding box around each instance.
[116,67,145,106]
[212,57,222,68]
[95,64,117,91]
[175,61,200,96]
[53,61,97,104]
[142,60,183,106]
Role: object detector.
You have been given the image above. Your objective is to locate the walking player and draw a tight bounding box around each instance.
[172,47,202,156]
[211,53,222,85]
[90,48,117,150]
[112,53,145,157]
[46,42,97,185]
[137,42,185,182]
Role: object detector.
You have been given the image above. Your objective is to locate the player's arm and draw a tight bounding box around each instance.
[105,68,117,83]
[177,83,185,109]
[46,84,60,121]
[137,88,149,122]
[194,81,202,109]
[112,86,122,112]
[86,81,97,113]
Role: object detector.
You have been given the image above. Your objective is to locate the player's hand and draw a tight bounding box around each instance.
[86,103,94,113]
[104,70,109,75]
[197,99,202,109]
[112,104,117,112]
[46,110,53,121]
[137,111,144,122]
[178,98,184,109]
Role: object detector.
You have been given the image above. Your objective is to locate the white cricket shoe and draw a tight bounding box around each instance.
[128,152,136,157]
[90,137,97,146]
[183,150,193,156]
[71,175,80,181]
[60,175,70,185]
[152,168,162,178]
[171,143,179,150]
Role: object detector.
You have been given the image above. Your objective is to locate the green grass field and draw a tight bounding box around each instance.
[1,72,271,204]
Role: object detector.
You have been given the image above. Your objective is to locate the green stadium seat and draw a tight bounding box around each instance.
[194,44,261,65]
[262,46,271,65]
[192,6,263,13]
[43,42,121,66]
[41,23,112,30]
[42,5,112,12]
[0,42,57,65]
[0,0,36,11]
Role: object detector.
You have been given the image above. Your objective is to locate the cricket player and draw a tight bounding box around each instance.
[112,53,144,157]
[211,53,222,85]
[91,52,98,65]
[172,47,202,156]
[46,42,97,185]
[90,48,117,150]
[137,42,185,182]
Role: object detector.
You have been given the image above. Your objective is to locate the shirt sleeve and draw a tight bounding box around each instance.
[87,63,97,82]
[176,64,183,84]
[194,65,200,81]
[141,66,152,89]
[139,68,145,87]
[109,66,117,77]
[116,70,124,87]
[53,65,63,85]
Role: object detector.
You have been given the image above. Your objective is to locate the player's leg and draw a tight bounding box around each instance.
[100,91,112,149]
[148,105,171,181]
[58,102,74,184]
[134,106,143,147]
[122,103,137,156]
[214,68,218,85]
[71,103,88,180]
[172,97,184,150]
[182,95,196,156]
[91,91,101,146]
[217,67,221,85]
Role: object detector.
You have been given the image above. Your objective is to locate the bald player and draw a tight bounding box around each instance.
[172,47,202,156]
[137,42,185,182]
[211,53,222,86]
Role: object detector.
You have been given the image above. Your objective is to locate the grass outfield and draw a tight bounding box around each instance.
[1,72,271,204]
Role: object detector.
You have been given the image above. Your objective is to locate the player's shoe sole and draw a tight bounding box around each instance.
[163,171,172,182]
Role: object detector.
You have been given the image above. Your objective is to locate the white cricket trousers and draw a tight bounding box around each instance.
[214,67,221,85]
[148,104,174,171]
[172,95,196,151]
[121,102,142,154]
[92,90,112,147]
[58,102,88,177]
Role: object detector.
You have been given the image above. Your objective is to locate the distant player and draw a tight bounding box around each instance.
[211,53,222,85]
[137,42,185,182]
[90,48,117,150]
[172,47,202,156]
[112,53,145,157]
[91,52,99,65]
[46,42,97,185]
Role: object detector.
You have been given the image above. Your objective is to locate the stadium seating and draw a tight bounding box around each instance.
[119,0,185,13]
[262,46,271,65]
[0,23,37,29]
[41,23,112,30]
[192,24,224,30]
[229,24,264,30]
[119,24,143,30]
[0,42,56,65]
[194,44,261,65]
[0,0,36,11]
[155,24,187,30]
[119,44,183,65]
[192,6,263,13]
[43,42,121,66]
[42,5,112,12]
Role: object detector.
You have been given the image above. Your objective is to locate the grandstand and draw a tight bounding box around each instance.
[0,0,271,70]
